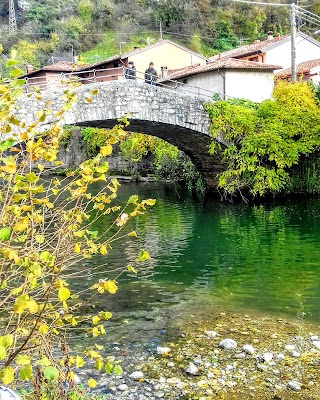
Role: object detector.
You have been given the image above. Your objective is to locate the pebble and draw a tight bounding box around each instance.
[262,352,273,363]
[204,330,217,338]
[185,363,199,375]
[219,338,237,350]
[117,384,129,391]
[276,353,285,361]
[287,381,301,391]
[129,371,144,380]
[156,347,171,355]
[291,351,300,358]
[234,352,246,359]
[242,344,255,354]
[285,344,295,351]
[312,340,320,349]
[166,377,181,385]
[167,362,175,368]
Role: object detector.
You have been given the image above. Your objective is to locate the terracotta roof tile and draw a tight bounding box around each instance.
[209,32,320,62]
[160,58,282,82]
[19,61,84,78]
[276,58,320,77]
[42,61,80,72]
[209,36,288,61]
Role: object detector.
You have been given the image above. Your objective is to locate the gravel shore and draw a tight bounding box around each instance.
[78,311,320,399]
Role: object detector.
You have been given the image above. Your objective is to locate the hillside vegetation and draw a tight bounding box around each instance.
[0,0,320,72]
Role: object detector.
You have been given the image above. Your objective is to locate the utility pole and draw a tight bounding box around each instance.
[9,0,17,35]
[159,20,163,41]
[290,3,297,82]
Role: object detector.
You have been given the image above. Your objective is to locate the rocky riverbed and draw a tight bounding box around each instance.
[78,311,320,399]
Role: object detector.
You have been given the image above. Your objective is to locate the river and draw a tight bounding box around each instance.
[69,181,320,349]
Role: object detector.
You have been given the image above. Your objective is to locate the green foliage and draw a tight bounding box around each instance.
[205,81,320,197]
[189,32,202,54]
[78,0,94,25]
[81,127,115,157]
[286,153,320,194]
[0,0,296,70]
[0,65,155,398]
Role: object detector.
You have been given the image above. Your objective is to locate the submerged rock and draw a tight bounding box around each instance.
[129,371,144,380]
[156,347,171,355]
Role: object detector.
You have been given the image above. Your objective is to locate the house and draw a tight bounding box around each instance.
[78,39,208,81]
[209,32,320,70]
[275,58,320,85]
[159,58,282,102]
[19,61,82,91]
[20,39,208,89]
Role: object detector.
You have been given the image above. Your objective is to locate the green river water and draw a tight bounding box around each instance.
[72,181,320,344]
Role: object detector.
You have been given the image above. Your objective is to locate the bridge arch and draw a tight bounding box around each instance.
[17,81,223,189]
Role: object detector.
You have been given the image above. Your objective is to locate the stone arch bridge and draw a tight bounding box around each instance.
[16,80,224,189]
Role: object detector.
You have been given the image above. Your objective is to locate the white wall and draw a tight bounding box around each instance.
[163,69,275,102]
[163,71,224,101]
[266,38,320,69]
[225,70,275,102]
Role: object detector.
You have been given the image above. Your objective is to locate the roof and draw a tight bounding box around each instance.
[160,58,282,82]
[19,61,83,78]
[79,54,123,70]
[276,58,320,77]
[209,32,320,62]
[81,39,208,70]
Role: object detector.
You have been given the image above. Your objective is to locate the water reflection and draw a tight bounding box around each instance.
[71,182,320,325]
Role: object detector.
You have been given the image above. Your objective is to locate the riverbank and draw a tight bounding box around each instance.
[78,309,320,400]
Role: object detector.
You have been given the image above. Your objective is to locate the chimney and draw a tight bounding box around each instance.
[267,31,274,41]
[161,66,168,78]
[26,64,34,73]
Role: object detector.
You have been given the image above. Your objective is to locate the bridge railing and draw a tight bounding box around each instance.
[21,66,228,101]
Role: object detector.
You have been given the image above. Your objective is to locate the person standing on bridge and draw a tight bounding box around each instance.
[125,61,136,80]
[144,62,158,85]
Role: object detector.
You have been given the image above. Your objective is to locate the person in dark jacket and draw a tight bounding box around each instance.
[125,61,136,80]
[144,62,157,85]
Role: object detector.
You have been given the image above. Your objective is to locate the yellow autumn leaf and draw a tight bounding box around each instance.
[88,378,97,388]
[58,287,70,302]
[92,327,100,337]
[1,366,14,384]
[104,280,118,294]
[27,299,39,314]
[75,356,85,368]
[2,162,16,174]
[38,324,49,334]
[92,316,100,325]
[74,243,81,254]
[16,354,31,365]
[99,245,108,255]
[100,144,112,157]
[13,217,29,232]
[95,358,104,371]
